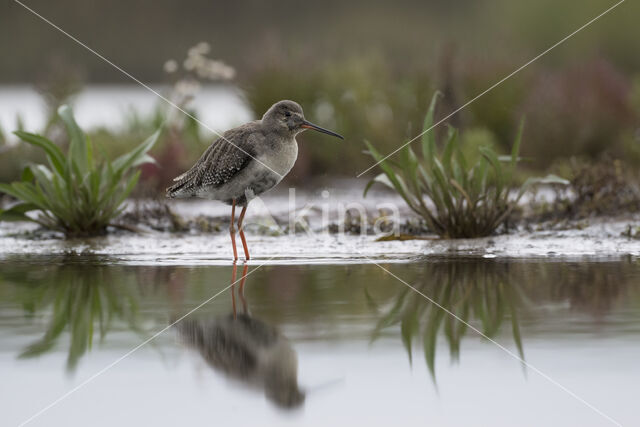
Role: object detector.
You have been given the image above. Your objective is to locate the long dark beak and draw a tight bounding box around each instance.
[301,120,344,139]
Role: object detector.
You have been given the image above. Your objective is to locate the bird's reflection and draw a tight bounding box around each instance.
[175,263,305,409]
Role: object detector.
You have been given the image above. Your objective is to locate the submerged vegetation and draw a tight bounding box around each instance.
[0,106,159,236]
[364,92,568,238]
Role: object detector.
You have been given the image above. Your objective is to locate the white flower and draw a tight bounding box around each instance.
[183,42,235,81]
[195,41,211,54]
[183,57,196,71]
[175,78,201,97]
[163,59,178,73]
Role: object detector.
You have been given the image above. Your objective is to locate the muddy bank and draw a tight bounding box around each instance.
[1,214,639,264]
[1,182,639,263]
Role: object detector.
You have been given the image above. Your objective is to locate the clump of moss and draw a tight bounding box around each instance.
[119,199,187,232]
[523,155,640,226]
[326,208,429,237]
[118,199,226,233]
[567,156,640,218]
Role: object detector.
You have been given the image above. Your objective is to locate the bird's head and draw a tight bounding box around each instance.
[262,100,343,140]
[265,370,306,409]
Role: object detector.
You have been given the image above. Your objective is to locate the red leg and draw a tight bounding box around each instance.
[238,263,249,313]
[237,204,250,260]
[230,261,237,319]
[229,199,238,261]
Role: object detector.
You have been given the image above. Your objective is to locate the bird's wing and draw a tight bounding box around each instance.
[175,317,259,377]
[199,132,258,187]
[166,126,262,197]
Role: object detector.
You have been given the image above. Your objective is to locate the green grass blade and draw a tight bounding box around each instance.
[364,173,396,197]
[13,131,66,176]
[510,118,525,173]
[58,105,89,176]
[479,147,504,195]
[0,203,41,223]
[364,140,410,202]
[442,125,458,175]
[421,91,442,167]
[112,129,160,176]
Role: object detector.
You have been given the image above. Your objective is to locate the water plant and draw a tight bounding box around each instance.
[0,105,159,236]
[364,92,568,238]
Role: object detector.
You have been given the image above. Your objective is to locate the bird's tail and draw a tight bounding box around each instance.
[166,180,191,198]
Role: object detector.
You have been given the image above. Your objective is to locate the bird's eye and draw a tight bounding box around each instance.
[284,111,291,118]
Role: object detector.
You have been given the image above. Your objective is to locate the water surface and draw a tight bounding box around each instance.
[0,85,251,133]
[1,256,639,426]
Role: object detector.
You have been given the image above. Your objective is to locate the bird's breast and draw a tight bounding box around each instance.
[259,138,298,178]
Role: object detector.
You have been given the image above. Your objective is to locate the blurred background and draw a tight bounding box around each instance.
[1,0,639,192]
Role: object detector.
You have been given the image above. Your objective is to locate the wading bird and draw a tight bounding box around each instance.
[166,100,343,260]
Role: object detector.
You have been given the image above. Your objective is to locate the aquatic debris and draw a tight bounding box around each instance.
[622,224,640,239]
[375,234,437,242]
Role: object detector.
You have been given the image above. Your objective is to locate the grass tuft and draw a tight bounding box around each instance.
[0,105,160,236]
[364,92,568,238]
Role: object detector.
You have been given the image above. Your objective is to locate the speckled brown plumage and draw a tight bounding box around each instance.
[166,122,261,203]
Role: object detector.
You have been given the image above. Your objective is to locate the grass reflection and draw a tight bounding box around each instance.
[0,257,638,380]
[5,262,145,373]
[370,261,526,382]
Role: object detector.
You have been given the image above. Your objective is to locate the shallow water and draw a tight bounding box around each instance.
[0,85,251,134]
[1,256,640,426]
